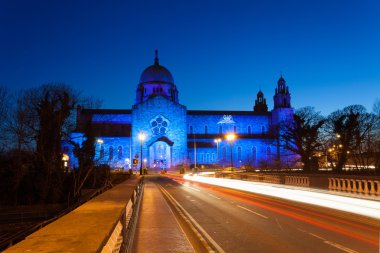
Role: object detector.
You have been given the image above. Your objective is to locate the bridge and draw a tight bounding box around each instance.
[3,172,380,253]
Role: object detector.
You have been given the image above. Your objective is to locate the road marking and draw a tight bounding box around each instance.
[308,233,326,241]
[237,205,268,219]
[208,193,221,200]
[159,185,226,253]
[184,185,201,192]
[306,232,358,253]
[323,241,358,253]
[297,228,306,233]
[275,218,284,231]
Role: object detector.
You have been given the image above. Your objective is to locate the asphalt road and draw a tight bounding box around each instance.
[153,175,379,253]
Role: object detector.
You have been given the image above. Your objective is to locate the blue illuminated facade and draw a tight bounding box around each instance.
[66,51,296,170]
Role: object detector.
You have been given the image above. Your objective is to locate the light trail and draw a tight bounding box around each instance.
[183,174,380,220]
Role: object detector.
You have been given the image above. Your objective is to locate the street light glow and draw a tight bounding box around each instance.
[96,139,104,144]
[138,132,146,141]
[226,133,236,142]
[214,138,221,143]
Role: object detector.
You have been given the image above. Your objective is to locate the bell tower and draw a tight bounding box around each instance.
[253,90,268,113]
[273,75,291,109]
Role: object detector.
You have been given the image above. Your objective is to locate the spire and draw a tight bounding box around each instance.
[154,49,159,65]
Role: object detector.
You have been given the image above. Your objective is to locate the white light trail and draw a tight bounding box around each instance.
[183,174,380,220]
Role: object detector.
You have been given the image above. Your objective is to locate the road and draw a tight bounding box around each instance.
[152,175,379,253]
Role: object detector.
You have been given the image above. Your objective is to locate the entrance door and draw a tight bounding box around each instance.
[149,141,171,169]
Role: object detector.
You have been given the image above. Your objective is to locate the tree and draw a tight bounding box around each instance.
[372,99,380,173]
[279,107,325,171]
[325,105,377,172]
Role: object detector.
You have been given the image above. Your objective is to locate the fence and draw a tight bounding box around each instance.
[328,178,380,196]
[285,176,310,187]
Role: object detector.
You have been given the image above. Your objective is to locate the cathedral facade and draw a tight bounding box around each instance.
[66,52,295,170]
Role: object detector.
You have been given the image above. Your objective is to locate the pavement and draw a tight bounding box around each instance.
[132,177,195,253]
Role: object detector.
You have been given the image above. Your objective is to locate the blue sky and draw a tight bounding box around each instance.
[1,0,379,115]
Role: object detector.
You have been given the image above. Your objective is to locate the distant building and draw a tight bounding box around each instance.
[65,51,296,169]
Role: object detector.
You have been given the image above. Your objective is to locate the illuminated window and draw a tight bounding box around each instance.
[109,146,113,161]
[118,146,123,160]
[151,116,169,136]
[266,146,271,159]
[211,153,215,162]
[100,146,104,159]
[206,153,210,162]
[252,147,257,161]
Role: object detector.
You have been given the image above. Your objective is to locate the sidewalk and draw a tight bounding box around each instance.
[132,179,194,253]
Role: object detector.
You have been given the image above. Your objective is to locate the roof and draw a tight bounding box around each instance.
[187,110,271,116]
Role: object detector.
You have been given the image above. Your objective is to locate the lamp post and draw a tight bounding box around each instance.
[226,133,236,169]
[96,138,104,161]
[138,132,146,175]
[214,138,221,164]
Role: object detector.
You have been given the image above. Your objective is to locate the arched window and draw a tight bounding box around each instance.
[118,146,123,160]
[100,146,104,159]
[219,126,222,134]
[211,153,215,162]
[190,126,193,134]
[109,146,113,161]
[205,125,208,135]
[266,146,271,160]
[247,126,251,135]
[252,147,257,161]
[238,147,242,161]
[206,153,210,162]
[234,126,237,133]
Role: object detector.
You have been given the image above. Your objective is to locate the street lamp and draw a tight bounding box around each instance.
[138,132,146,175]
[97,138,104,160]
[226,133,236,169]
[214,138,221,164]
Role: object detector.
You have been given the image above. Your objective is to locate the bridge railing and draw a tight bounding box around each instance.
[4,177,144,253]
[328,178,380,196]
[285,176,310,187]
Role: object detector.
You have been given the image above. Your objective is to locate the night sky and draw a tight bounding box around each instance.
[1,0,379,115]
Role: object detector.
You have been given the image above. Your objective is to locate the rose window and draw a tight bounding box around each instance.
[151,116,169,136]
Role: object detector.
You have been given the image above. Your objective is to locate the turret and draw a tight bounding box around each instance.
[273,75,291,109]
[253,90,268,113]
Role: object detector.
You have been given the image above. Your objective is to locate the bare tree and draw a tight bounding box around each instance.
[325,105,377,172]
[279,107,325,171]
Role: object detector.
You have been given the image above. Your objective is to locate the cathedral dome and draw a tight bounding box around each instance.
[139,50,174,84]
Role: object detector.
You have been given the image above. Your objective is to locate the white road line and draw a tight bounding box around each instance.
[159,185,226,253]
[308,233,326,241]
[306,232,358,253]
[297,228,306,233]
[184,185,200,192]
[237,205,268,219]
[208,193,221,199]
[323,241,358,253]
[275,218,284,231]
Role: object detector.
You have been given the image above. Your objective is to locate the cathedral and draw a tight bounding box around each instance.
[66,51,295,170]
